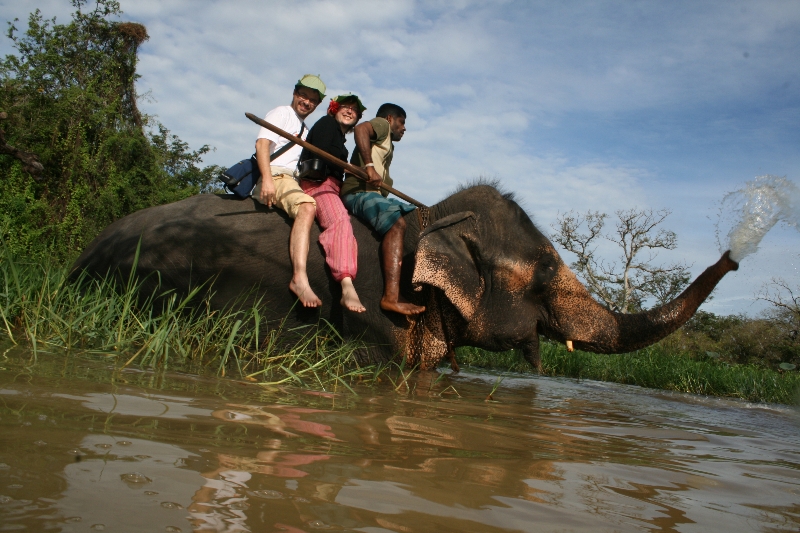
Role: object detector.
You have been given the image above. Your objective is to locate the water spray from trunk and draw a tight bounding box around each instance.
[717,175,800,263]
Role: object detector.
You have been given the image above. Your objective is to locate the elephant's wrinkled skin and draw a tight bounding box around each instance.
[71,185,738,370]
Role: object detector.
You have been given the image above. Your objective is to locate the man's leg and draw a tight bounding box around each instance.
[380,216,425,316]
[270,174,322,308]
[288,202,322,307]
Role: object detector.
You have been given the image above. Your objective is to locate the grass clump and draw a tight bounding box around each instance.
[0,251,382,392]
[457,340,800,405]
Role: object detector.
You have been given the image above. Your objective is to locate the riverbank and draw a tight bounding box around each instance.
[2,254,798,404]
[458,343,800,405]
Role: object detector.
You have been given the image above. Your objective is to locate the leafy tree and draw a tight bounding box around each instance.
[0,0,220,261]
[552,208,691,313]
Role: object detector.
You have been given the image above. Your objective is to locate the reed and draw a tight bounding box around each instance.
[0,250,383,391]
[456,342,800,405]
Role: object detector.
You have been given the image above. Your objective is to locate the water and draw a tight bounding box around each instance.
[1,351,799,532]
[717,175,800,262]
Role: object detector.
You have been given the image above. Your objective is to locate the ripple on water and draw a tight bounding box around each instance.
[160,501,183,510]
[248,490,284,500]
[120,472,151,484]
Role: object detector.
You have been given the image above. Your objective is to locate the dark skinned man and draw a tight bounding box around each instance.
[340,103,425,316]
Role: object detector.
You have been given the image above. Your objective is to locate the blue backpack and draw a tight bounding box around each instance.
[220,122,306,199]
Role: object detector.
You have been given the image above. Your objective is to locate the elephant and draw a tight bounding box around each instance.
[70,183,739,371]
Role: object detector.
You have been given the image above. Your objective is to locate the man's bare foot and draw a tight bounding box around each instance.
[289,278,322,308]
[340,277,366,313]
[380,296,425,316]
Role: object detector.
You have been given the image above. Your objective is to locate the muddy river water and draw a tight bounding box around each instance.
[0,351,798,532]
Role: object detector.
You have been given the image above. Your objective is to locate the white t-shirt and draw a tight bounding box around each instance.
[256,105,308,170]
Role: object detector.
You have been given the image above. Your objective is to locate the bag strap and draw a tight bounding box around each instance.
[264,121,306,162]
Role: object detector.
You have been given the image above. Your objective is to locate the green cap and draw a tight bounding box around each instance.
[333,93,366,114]
[296,74,326,101]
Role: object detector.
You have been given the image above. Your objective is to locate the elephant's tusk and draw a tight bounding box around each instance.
[566,340,574,352]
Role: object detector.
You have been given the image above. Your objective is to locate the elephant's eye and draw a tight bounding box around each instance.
[531,259,556,291]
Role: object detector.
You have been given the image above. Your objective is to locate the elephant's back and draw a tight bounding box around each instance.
[70,194,323,305]
[73,194,284,274]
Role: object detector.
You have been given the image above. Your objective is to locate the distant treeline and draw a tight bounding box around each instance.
[0,0,220,262]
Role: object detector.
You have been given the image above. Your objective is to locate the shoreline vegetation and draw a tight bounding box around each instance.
[2,253,798,405]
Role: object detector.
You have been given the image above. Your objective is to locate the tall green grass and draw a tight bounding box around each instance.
[457,341,800,405]
[0,250,383,392]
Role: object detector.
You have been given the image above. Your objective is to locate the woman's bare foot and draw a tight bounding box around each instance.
[340,277,366,313]
[380,296,425,316]
[289,277,322,307]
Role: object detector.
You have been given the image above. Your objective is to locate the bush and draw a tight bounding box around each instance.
[660,310,800,369]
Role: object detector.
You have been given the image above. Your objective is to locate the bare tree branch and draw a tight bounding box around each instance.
[758,278,800,326]
[553,208,691,312]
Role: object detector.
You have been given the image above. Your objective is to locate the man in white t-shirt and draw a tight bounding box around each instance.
[252,74,326,307]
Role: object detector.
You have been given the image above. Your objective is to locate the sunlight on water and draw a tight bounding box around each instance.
[717,175,800,263]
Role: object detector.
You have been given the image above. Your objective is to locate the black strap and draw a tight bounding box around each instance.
[266,122,306,162]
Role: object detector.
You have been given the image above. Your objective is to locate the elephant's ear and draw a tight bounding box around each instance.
[413,211,483,321]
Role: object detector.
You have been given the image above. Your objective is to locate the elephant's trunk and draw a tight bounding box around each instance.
[547,252,739,354]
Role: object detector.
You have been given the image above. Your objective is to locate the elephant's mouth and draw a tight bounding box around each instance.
[539,319,593,353]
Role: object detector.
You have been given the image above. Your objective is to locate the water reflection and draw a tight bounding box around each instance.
[0,354,798,532]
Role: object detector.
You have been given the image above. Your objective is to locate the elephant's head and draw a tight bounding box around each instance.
[409,185,738,371]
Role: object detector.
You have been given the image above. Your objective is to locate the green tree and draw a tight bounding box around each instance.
[0,0,220,261]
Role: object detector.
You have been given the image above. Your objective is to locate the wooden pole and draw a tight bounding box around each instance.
[245,112,426,208]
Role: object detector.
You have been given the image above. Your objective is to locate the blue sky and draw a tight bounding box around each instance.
[3,0,799,315]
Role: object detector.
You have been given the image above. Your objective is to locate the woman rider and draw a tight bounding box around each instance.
[297,94,367,313]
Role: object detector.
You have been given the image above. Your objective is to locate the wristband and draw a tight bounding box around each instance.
[365,163,375,167]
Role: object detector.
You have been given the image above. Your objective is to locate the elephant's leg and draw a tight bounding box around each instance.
[522,340,542,373]
[445,341,459,373]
